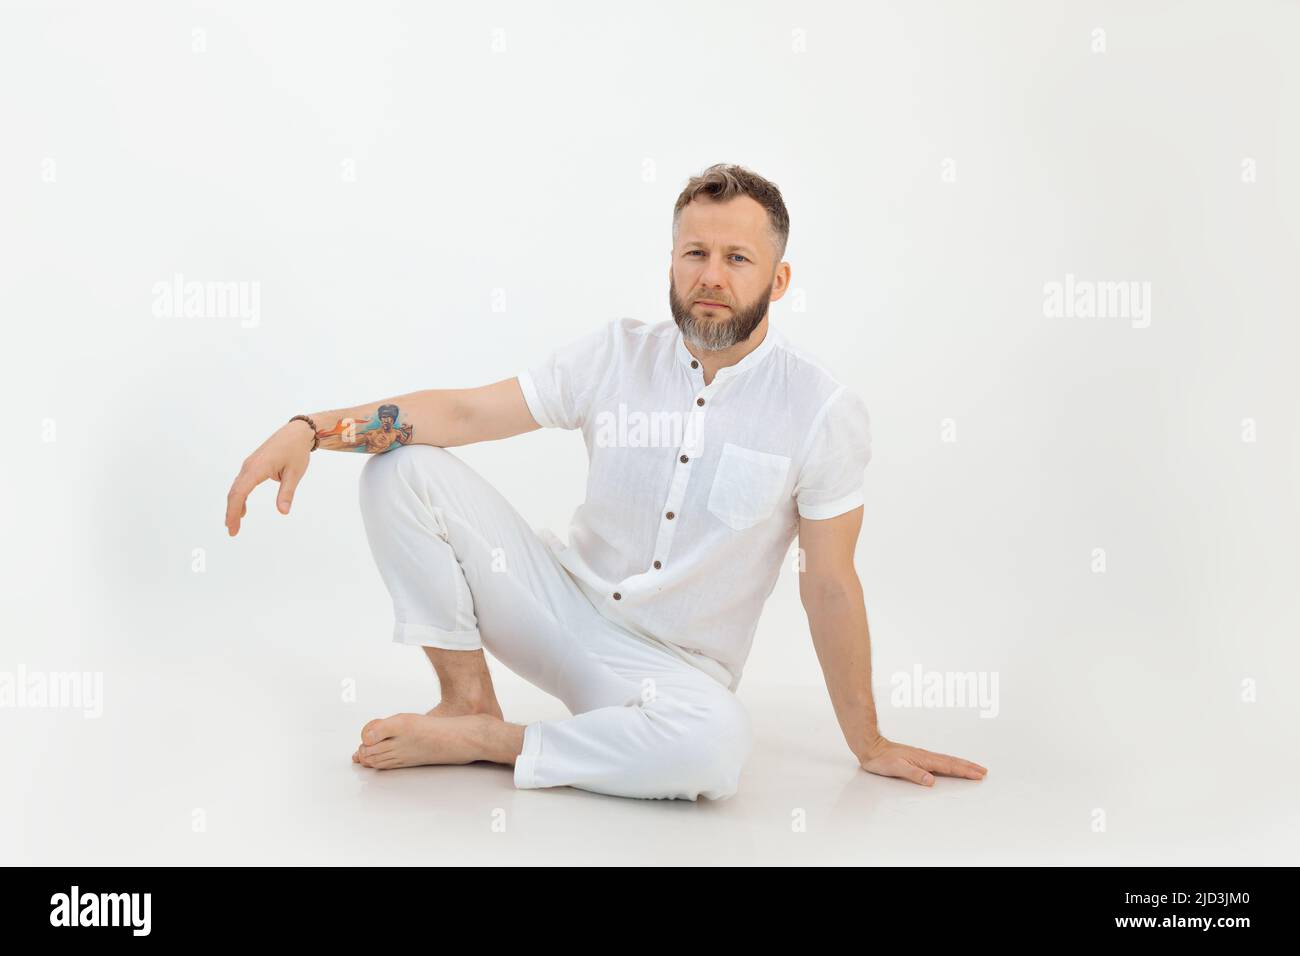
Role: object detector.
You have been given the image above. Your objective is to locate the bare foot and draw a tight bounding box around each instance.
[351,697,503,765]
[353,712,501,770]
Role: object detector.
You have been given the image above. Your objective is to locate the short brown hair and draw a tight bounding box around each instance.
[672,163,790,262]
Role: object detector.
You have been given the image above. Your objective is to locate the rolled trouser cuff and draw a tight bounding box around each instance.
[513,722,544,789]
[392,620,483,651]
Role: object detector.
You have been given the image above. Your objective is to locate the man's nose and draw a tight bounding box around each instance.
[698,253,728,288]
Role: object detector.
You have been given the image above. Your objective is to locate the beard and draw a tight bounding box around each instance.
[668,275,771,351]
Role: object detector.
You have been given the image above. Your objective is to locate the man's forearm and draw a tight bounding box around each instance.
[296,378,538,454]
[300,390,447,452]
[803,582,881,760]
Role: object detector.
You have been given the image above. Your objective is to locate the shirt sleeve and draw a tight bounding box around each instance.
[795,387,872,520]
[516,320,620,430]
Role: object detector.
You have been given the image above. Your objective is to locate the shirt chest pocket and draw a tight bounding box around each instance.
[706,442,793,531]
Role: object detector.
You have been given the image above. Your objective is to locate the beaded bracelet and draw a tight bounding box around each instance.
[288,414,320,452]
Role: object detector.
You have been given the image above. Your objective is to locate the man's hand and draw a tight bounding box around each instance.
[225,419,315,536]
[858,734,987,786]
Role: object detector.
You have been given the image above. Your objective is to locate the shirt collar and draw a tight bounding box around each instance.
[675,321,781,381]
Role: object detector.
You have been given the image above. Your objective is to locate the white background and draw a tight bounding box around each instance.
[2,0,1297,864]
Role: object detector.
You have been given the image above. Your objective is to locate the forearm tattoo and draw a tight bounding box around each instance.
[315,403,414,453]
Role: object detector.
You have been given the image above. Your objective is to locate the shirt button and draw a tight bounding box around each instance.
[691,360,699,368]
[612,591,621,600]
[653,560,662,569]
[680,454,689,463]
[696,397,705,406]
[665,511,675,520]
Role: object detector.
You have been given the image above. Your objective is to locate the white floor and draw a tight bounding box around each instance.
[6,634,1294,866]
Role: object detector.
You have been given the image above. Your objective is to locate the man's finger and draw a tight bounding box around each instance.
[902,759,935,786]
[225,468,263,535]
[869,756,932,786]
[918,750,987,779]
[277,463,304,514]
[940,751,988,776]
[225,485,243,535]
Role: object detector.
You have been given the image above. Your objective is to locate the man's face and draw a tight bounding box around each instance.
[379,415,393,430]
[668,195,789,351]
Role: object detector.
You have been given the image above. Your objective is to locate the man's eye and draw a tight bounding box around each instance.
[685,250,747,262]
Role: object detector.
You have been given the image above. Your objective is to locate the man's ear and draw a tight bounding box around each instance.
[769,262,792,302]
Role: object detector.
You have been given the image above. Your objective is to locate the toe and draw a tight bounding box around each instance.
[362,714,408,746]
[361,718,385,743]
[357,741,395,766]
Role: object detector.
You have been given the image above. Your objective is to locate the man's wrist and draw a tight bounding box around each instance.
[287,415,319,451]
[854,730,885,763]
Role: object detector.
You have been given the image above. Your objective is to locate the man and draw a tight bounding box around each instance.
[225,163,988,800]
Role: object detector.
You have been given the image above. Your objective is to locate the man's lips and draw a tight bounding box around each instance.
[695,300,729,308]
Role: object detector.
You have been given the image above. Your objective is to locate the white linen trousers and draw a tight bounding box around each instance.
[358,443,754,801]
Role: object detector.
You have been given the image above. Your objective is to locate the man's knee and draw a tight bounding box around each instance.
[653,692,754,800]
[699,694,754,799]
[359,445,452,515]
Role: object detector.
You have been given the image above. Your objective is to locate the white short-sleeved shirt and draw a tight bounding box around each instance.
[517,317,871,691]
